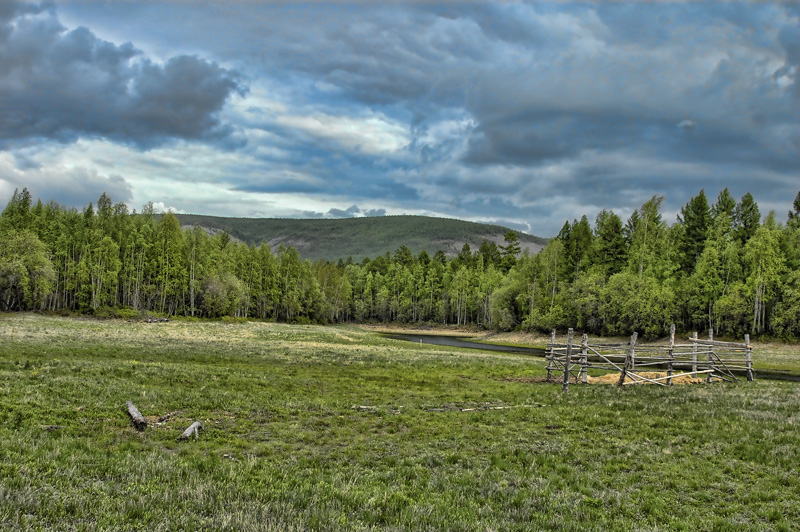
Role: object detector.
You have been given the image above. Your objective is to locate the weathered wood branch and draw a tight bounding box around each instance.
[687,338,747,348]
[178,421,203,441]
[125,401,147,431]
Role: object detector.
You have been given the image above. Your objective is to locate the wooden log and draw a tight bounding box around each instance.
[178,421,203,441]
[620,372,668,386]
[125,401,147,431]
[691,332,698,377]
[684,338,748,348]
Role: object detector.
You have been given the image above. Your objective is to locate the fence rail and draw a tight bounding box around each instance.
[547,325,754,391]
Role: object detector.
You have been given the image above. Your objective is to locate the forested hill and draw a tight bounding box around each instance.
[174,214,548,262]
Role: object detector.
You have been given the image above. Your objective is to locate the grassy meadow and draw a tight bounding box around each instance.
[1,314,799,531]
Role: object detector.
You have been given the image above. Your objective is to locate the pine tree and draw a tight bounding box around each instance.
[0,188,33,232]
[733,193,760,246]
[677,189,711,274]
[500,230,522,271]
[711,188,736,225]
[593,209,626,278]
[788,190,800,230]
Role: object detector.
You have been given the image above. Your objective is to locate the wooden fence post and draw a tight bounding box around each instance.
[692,331,698,378]
[562,328,573,393]
[617,331,638,387]
[745,333,754,382]
[667,324,675,385]
[547,329,556,380]
[580,333,588,384]
[707,328,715,383]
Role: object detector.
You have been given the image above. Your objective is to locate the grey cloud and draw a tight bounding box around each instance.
[0,165,133,208]
[0,3,245,149]
[326,205,360,218]
[13,2,800,237]
[364,208,386,217]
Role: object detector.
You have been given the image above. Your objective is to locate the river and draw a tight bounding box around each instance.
[383,332,546,356]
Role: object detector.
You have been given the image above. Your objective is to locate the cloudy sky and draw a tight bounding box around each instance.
[1,1,799,236]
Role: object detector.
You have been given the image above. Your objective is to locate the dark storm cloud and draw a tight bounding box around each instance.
[0,2,245,149]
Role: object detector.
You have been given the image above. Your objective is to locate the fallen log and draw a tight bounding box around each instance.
[178,421,203,441]
[125,401,147,431]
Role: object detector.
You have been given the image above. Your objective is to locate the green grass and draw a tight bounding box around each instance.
[1,313,799,531]
[174,214,548,261]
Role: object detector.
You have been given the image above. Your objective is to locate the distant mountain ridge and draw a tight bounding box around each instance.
[175,214,548,262]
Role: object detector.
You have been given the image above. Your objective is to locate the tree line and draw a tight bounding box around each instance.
[2,188,799,339]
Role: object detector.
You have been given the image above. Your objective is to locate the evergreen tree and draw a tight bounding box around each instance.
[478,240,501,268]
[711,187,736,225]
[500,230,521,271]
[0,188,33,232]
[559,216,593,282]
[788,191,800,227]
[593,209,626,278]
[677,189,711,274]
[733,193,760,246]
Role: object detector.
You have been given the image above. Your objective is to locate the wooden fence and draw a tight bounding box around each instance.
[547,325,754,392]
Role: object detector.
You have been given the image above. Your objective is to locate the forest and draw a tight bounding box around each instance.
[1,188,799,339]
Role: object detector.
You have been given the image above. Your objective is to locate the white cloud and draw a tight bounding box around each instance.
[275,112,410,155]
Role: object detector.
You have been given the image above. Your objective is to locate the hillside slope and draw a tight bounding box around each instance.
[175,214,548,262]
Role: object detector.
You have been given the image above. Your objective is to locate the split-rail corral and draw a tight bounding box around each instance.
[547,325,754,392]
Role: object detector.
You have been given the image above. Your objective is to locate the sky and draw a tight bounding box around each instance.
[1,1,799,237]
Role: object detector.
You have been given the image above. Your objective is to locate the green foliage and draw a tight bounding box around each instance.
[745,224,785,334]
[711,187,736,227]
[677,189,711,273]
[201,271,245,317]
[500,230,522,271]
[788,190,800,229]
[625,196,673,280]
[772,270,800,338]
[0,187,33,232]
[593,209,626,278]
[600,272,674,338]
[557,216,594,282]
[734,192,761,246]
[0,229,55,311]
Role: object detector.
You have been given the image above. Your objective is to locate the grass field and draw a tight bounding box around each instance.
[1,314,799,531]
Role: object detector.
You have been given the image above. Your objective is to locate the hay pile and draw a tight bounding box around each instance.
[587,371,715,385]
